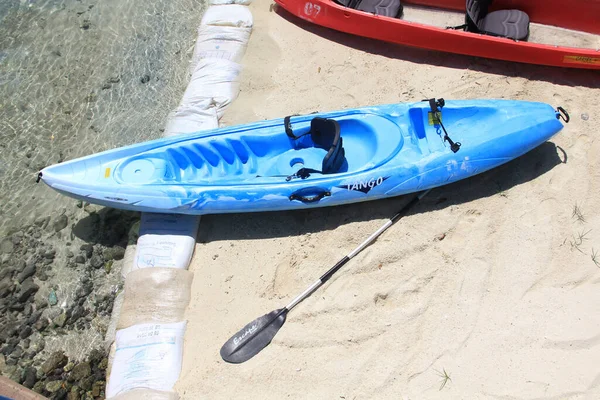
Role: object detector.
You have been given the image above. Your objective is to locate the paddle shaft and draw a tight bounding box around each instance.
[285,189,430,311]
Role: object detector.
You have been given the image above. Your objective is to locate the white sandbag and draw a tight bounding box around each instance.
[210,0,252,5]
[181,59,241,118]
[106,321,187,398]
[163,103,219,137]
[200,5,253,28]
[191,25,251,69]
[117,268,193,330]
[107,340,179,400]
[134,213,200,270]
[109,389,179,400]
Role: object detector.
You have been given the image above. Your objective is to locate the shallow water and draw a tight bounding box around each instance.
[0,0,206,235]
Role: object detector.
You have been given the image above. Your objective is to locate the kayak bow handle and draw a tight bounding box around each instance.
[556,106,570,123]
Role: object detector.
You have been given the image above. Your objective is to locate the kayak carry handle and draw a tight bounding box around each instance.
[289,188,331,203]
[556,106,570,123]
[36,172,42,183]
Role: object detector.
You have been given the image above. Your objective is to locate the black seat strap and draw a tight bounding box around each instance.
[446,23,467,30]
[286,167,321,181]
[284,112,321,139]
[284,115,302,139]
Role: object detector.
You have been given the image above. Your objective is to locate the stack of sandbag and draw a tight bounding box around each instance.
[106,268,192,399]
[164,3,254,137]
[104,1,253,398]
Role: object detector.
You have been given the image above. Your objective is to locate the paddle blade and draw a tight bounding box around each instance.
[220,308,288,364]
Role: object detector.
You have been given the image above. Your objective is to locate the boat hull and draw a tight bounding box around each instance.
[39,100,565,215]
[274,0,600,69]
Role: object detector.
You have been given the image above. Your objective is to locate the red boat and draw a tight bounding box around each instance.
[273,0,600,69]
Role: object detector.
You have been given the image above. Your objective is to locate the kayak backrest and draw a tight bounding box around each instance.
[310,118,346,174]
[464,0,530,40]
[465,0,491,32]
[335,0,403,18]
[480,9,529,40]
[355,0,403,18]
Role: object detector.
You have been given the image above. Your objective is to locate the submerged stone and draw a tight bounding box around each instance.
[41,351,68,374]
[48,289,58,306]
[53,313,68,328]
[53,215,68,232]
[45,379,64,393]
[69,361,91,381]
[17,278,39,303]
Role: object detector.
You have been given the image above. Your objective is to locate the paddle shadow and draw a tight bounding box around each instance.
[197,140,565,243]
[273,6,600,89]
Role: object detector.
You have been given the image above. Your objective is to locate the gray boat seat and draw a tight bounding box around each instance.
[335,0,403,18]
[465,0,530,41]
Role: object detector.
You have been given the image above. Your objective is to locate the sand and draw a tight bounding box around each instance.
[177,1,600,398]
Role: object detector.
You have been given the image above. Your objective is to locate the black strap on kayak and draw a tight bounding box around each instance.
[285,115,309,140]
[256,168,322,181]
[286,167,322,181]
[424,98,461,153]
[284,111,320,139]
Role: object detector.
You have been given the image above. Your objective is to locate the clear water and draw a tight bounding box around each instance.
[0,0,207,234]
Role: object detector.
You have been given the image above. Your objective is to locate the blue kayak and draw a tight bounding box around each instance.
[38,98,568,215]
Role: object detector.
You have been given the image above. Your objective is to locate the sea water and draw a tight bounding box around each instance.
[0,0,206,235]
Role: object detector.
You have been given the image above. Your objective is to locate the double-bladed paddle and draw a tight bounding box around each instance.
[220,189,430,363]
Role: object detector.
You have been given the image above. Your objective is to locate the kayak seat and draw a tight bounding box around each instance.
[465,0,529,41]
[310,118,345,175]
[283,117,346,179]
[480,10,529,40]
[334,0,403,18]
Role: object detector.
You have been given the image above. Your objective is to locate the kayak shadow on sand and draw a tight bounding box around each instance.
[198,141,565,243]
[274,7,600,89]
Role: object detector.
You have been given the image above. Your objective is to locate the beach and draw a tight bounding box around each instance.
[176,0,600,398]
[1,0,599,398]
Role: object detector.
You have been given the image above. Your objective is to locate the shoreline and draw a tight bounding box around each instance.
[0,0,207,397]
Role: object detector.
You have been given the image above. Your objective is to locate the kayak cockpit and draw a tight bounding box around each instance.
[273,116,346,181]
[114,113,404,186]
